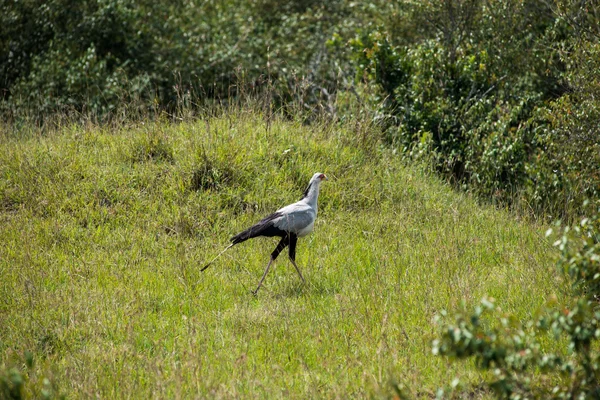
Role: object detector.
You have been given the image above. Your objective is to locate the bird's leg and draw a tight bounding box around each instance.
[288,258,305,283]
[288,234,305,283]
[253,257,274,295]
[253,236,288,295]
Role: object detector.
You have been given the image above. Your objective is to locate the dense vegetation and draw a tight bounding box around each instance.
[352,1,600,221]
[2,0,600,398]
[2,0,599,220]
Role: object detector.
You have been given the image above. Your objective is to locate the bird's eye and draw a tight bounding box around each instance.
[319,174,325,180]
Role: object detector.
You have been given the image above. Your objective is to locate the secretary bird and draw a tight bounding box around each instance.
[202,172,328,294]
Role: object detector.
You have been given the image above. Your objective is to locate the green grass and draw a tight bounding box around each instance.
[0,113,565,398]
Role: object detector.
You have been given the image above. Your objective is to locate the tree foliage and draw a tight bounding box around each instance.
[0,0,372,119]
[352,0,600,220]
[1,0,599,219]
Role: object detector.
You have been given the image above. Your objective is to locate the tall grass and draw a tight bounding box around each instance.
[0,111,565,398]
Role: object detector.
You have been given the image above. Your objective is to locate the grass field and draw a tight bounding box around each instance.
[0,113,565,398]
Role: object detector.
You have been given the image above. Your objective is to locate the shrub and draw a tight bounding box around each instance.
[432,209,600,398]
[352,0,600,220]
[0,352,63,399]
[0,0,377,121]
[0,0,157,118]
[524,40,600,219]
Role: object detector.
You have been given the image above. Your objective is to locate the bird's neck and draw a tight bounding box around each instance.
[302,182,320,210]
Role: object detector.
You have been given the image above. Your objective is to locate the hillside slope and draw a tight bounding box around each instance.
[0,115,562,398]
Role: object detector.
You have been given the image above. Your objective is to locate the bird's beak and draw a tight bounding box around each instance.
[322,174,328,181]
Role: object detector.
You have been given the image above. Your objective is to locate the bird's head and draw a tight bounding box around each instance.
[312,172,328,184]
[301,173,327,200]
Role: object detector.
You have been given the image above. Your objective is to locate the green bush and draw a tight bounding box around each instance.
[352,30,541,186]
[1,0,157,117]
[432,209,600,398]
[0,0,376,121]
[525,40,600,219]
[1,351,63,399]
[352,0,600,220]
[2,0,599,222]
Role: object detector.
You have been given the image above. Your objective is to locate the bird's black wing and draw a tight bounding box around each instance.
[230,211,285,244]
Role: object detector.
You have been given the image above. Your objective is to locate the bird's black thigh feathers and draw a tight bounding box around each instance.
[270,233,297,261]
[288,234,298,261]
[271,236,289,260]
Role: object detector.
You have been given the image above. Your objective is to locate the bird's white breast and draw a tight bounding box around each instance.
[296,221,314,237]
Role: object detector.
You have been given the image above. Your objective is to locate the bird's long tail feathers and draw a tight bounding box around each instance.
[230,228,254,245]
[203,213,281,271]
[230,223,267,245]
[201,243,234,272]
